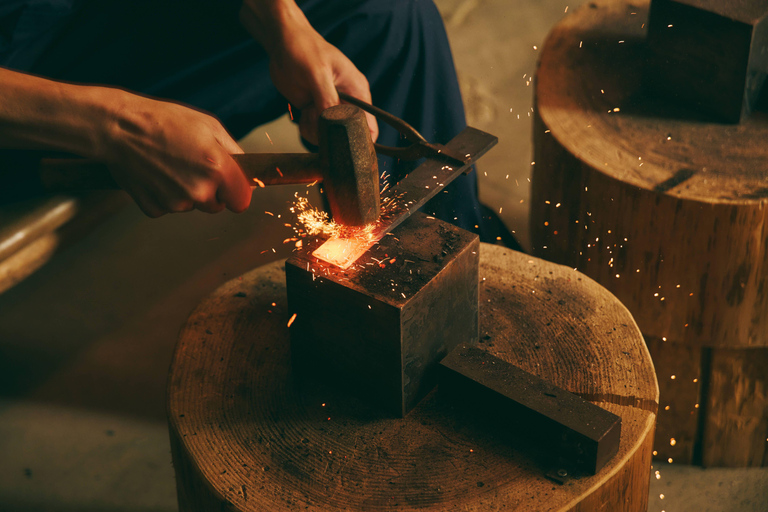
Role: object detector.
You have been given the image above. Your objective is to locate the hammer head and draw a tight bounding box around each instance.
[318,104,380,226]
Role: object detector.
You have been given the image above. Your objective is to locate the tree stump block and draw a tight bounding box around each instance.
[531,0,768,466]
[167,244,658,511]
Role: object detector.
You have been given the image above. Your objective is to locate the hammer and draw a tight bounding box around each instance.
[38,104,380,226]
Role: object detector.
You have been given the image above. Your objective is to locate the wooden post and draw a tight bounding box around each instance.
[531,0,768,466]
[167,245,658,511]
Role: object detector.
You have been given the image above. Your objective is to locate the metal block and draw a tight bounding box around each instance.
[438,345,621,475]
[645,0,768,123]
[286,212,479,417]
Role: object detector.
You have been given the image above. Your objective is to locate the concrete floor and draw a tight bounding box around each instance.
[1,1,767,511]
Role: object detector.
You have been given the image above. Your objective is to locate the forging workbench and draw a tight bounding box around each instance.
[167,244,658,511]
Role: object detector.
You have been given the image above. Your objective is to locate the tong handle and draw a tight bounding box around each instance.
[338,92,427,152]
[338,92,470,166]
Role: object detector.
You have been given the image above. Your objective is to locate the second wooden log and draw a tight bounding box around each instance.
[531,0,768,466]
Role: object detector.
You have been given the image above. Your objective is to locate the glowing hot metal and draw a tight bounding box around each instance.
[312,237,371,269]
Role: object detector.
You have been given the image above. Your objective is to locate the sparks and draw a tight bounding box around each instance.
[290,193,382,268]
[287,313,297,327]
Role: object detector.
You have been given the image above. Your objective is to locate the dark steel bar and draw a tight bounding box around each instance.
[439,345,622,475]
[370,126,497,241]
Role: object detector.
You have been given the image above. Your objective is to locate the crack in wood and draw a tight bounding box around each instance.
[577,392,659,415]
[653,168,696,193]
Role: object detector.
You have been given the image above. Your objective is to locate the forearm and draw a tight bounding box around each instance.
[239,0,312,56]
[0,67,121,158]
[239,0,376,143]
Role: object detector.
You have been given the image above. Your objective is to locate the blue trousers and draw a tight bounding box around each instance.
[2,0,490,236]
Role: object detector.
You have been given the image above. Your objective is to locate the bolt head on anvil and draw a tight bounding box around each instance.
[285,212,479,417]
[644,0,768,123]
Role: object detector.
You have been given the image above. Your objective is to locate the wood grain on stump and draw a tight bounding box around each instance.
[531,0,768,466]
[168,244,657,511]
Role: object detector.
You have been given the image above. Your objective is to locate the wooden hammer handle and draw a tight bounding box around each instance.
[38,153,323,191]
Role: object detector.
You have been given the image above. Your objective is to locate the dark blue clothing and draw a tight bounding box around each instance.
[1,0,490,237]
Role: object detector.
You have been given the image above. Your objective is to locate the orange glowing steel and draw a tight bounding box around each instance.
[289,192,401,269]
[313,237,374,269]
[311,218,377,268]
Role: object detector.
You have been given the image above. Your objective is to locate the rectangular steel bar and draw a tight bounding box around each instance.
[439,345,622,475]
[372,126,497,241]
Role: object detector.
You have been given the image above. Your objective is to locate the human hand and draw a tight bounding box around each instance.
[97,92,251,217]
[0,68,250,217]
[240,0,378,145]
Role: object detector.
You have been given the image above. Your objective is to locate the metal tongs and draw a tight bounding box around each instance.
[338,92,471,169]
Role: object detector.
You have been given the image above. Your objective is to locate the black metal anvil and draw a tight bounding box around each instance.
[285,125,496,417]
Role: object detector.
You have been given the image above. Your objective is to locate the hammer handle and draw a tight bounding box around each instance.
[38,153,323,191]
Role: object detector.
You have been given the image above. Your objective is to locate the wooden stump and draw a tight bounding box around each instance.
[531,0,768,466]
[167,244,657,511]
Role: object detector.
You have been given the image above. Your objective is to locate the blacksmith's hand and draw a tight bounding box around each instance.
[0,67,251,217]
[100,93,251,217]
[239,0,379,145]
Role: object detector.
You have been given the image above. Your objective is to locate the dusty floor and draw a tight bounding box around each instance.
[1,1,767,511]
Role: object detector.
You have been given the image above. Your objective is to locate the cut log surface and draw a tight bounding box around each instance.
[531,0,768,465]
[168,244,658,511]
[533,0,768,349]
